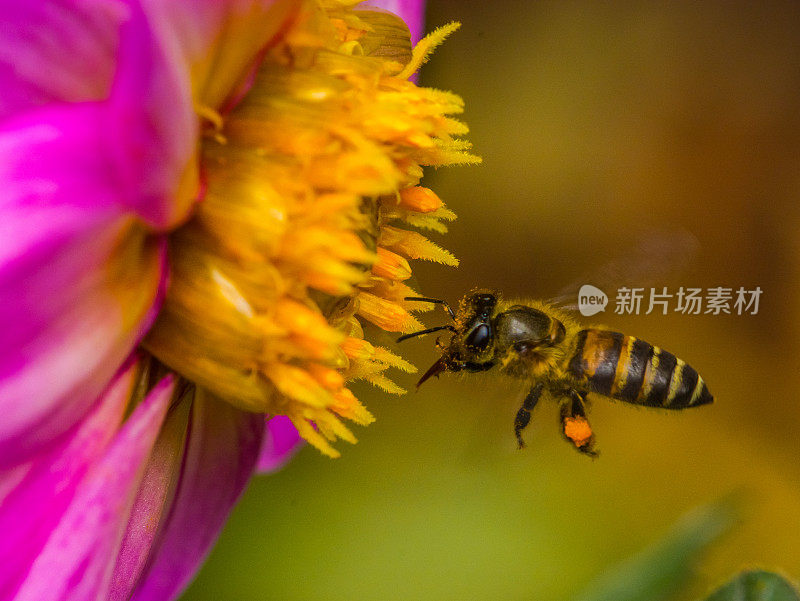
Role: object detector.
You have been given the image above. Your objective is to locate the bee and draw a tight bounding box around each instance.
[398,291,713,456]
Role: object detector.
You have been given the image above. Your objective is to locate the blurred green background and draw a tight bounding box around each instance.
[182,2,800,600]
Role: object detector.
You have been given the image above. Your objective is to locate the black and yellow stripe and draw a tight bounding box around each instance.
[566,329,712,409]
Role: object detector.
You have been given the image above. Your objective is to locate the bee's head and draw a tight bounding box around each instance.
[451,290,497,355]
[398,291,499,388]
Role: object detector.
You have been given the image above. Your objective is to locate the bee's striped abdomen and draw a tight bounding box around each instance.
[566,329,713,409]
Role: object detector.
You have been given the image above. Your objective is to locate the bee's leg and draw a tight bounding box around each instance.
[514,383,544,449]
[559,390,598,457]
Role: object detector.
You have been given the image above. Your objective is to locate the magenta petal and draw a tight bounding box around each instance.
[2,364,174,601]
[109,391,193,601]
[0,358,137,599]
[107,0,197,229]
[361,0,426,44]
[0,103,166,468]
[257,415,304,473]
[108,0,300,228]
[128,393,264,601]
[0,0,125,119]
[139,0,297,110]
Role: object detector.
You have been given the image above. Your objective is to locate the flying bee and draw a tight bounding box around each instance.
[398,291,713,456]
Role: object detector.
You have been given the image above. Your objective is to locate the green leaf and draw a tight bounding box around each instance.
[573,496,740,601]
[704,570,800,601]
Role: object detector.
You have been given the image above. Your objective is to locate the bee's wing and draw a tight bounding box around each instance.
[548,228,700,310]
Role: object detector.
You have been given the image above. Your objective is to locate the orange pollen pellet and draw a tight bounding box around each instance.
[564,417,593,446]
[398,186,443,213]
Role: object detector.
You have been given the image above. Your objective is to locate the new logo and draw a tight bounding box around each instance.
[578,284,608,316]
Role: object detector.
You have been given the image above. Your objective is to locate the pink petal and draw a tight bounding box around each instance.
[361,0,426,44]
[110,0,301,228]
[0,103,167,468]
[0,358,136,599]
[0,0,205,229]
[0,360,174,601]
[257,415,304,473]
[0,0,126,119]
[106,0,197,228]
[138,0,300,110]
[128,392,264,601]
[108,389,194,601]
[0,0,302,229]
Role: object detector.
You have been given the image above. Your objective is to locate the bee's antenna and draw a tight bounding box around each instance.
[403,296,455,320]
[397,325,457,343]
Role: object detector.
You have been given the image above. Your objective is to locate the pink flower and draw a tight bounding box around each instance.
[0,0,477,599]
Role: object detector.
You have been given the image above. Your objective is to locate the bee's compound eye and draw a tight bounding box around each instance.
[465,323,492,351]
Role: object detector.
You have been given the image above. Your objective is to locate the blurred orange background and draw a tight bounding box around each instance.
[182,2,800,600]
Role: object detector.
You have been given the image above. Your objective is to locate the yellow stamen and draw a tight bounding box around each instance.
[398,186,444,213]
[357,292,423,333]
[268,363,332,408]
[340,336,376,361]
[365,373,406,395]
[371,346,417,373]
[399,207,457,234]
[330,388,375,424]
[380,225,459,266]
[144,0,477,457]
[290,416,341,458]
[372,247,412,281]
[398,22,462,80]
[307,364,346,391]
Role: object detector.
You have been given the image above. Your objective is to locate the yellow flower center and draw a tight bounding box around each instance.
[144,0,479,457]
